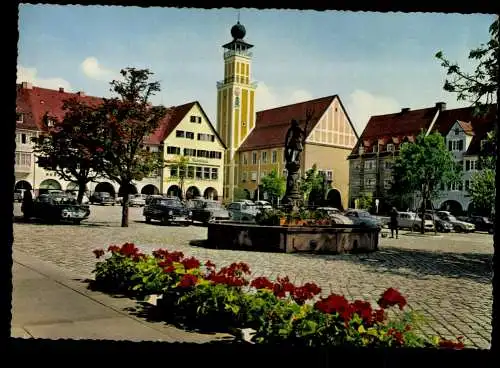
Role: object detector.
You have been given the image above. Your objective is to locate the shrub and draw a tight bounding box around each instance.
[91,243,465,349]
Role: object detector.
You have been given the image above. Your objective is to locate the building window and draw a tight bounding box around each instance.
[195,167,202,179]
[384,161,393,169]
[252,152,257,164]
[372,145,378,153]
[448,140,464,152]
[16,113,23,123]
[176,130,185,138]
[465,180,470,191]
[170,167,178,177]
[261,151,268,163]
[243,153,248,165]
[190,115,202,123]
[271,150,277,163]
[186,131,194,139]
[251,171,257,181]
[454,128,460,135]
[242,172,247,182]
[386,144,394,152]
[187,166,195,178]
[15,152,31,166]
[364,160,374,170]
[326,170,333,181]
[365,178,376,186]
[203,167,210,180]
[21,134,27,144]
[167,146,180,154]
[384,179,392,189]
[183,148,196,156]
[465,159,479,171]
[211,168,218,180]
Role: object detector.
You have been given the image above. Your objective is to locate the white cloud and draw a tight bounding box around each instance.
[255,82,314,112]
[16,65,72,91]
[80,56,117,81]
[346,90,400,135]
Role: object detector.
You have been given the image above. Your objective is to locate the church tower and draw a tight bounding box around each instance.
[216,20,256,202]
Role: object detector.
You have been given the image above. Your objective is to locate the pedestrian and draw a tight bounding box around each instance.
[389,206,399,239]
[21,189,34,221]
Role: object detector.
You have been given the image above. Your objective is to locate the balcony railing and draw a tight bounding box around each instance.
[224,50,253,59]
[216,79,259,88]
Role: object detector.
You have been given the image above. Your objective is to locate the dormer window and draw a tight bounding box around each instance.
[454,128,460,135]
[16,113,23,123]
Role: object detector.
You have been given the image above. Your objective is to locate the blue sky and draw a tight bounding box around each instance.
[17,5,495,134]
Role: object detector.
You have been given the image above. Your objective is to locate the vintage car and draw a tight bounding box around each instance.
[343,209,383,229]
[25,193,91,224]
[129,194,147,207]
[190,199,231,225]
[143,197,191,226]
[90,191,116,206]
[424,213,453,233]
[458,215,494,234]
[436,211,475,233]
[226,201,260,222]
[396,211,435,232]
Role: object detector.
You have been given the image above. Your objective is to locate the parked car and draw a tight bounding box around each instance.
[26,192,90,224]
[343,209,382,229]
[397,211,435,232]
[254,200,273,212]
[143,197,191,226]
[462,216,494,234]
[145,194,164,205]
[90,192,116,206]
[129,194,146,207]
[190,199,231,225]
[424,213,453,233]
[316,207,353,225]
[436,211,475,233]
[227,201,260,222]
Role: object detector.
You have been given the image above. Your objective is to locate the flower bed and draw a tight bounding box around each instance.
[91,242,464,349]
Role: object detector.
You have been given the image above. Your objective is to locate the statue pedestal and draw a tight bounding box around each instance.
[282,161,303,211]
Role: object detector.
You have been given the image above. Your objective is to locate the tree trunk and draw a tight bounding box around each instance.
[420,193,426,234]
[77,181,86,204]
[121,186,130,227]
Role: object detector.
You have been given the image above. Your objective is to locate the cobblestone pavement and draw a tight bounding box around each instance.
[12,203,493,349]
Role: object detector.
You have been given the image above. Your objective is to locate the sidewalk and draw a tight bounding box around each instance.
[11,249,234,343]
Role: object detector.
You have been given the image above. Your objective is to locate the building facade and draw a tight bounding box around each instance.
[347,102,496,214]
[236,95,358,209]
[15,83,224,200]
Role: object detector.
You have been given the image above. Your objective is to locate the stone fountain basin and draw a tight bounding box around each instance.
[206,221,379,254]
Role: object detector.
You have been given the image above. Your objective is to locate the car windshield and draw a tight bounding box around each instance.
[100,193,111,197]
[52,196,78,204]
[358,212,371,217]
[159,199,180,207]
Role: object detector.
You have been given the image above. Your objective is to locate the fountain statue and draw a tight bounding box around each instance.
[281,108,315,211]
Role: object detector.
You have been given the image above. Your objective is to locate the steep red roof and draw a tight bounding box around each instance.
[431,104,496,156]
[144,102,196,145]
[456,120,474,136]
[349,106,439,156]
[238,95,337,151]
[16,83,103,131]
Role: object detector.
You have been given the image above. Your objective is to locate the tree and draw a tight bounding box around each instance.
[260,168,286,204]
[233,187,249,201]
[357,192,373,211]
[97,68,167,227]
[469,168,496,216]
[165,155,190,199]
[390,132,461,233]
[31,98,106,203]
[435,17,498,114]
[300,164,327,206]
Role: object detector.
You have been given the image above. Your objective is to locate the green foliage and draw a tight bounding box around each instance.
[300,164,328,204]
[97,68,168,226]
[389,132,461,220]
[356,193,373,210]
[31,99,107,203]
[261,168,286,203]
[469,168,496,216]
[255,208,285,225]
[92,252,141,295]
[130,257,168,298]
[435,17,498,109]
[233,186,250,201]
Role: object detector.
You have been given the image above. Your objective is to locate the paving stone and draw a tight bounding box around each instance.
[12,203,493,349]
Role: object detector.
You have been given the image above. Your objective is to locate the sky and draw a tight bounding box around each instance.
[17,5,496,135]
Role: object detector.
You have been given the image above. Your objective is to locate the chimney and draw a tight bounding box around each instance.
[59,87,65,93]
[401,107,410,113]
[435,102,447,111]
[21,82,33,90]
[77,91,86,97]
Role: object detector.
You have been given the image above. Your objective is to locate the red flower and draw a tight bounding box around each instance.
[387,328,404,345]
[291,282,322,304]
[181,256,201,270]
[107,245,120,253]
[438,336,465,349]
[250,277,274,290]
[373,308,386,323]
[205,260,216,270]
[314,294,353,320]
[119,242,140,257]
[272,276,295,298]
[207,262,250,287]
[93,249,105,259]
[178,274,198,288]
[377,288,407,310]
[351,300,373,324]
[163,265,175,273]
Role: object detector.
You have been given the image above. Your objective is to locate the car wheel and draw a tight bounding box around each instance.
[73,219,82,225]
[145,217,151,224]
[454,226,462,233]
[436,224,443,232]
[162,215,170,226]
